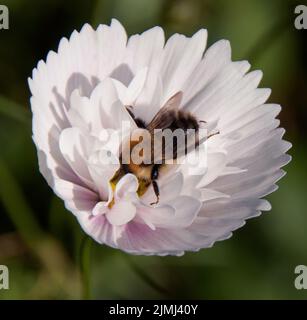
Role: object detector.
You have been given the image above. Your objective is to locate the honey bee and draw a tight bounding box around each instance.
[110,91,217,206]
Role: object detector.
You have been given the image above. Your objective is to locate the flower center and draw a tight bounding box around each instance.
[108,169,149,209]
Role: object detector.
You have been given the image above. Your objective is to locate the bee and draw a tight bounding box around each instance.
[110,91,218,206]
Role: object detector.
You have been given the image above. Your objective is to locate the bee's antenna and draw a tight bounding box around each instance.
[125,105,134,111]
[126,105,136,120]
[207,130,220,139]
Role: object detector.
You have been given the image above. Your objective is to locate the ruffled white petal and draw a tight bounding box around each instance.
[30,20,291,256]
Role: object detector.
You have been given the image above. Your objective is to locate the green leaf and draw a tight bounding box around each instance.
[0,157,43,245]
[0,95,31,126]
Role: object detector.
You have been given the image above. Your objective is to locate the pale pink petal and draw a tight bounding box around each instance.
[106,200,136,226]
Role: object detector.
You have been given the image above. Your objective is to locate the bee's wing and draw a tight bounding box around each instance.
[151,128,218,164]
[152,129,204,164]
[146,91,183,133]
[143,91,182,164]
[144,91,209,164]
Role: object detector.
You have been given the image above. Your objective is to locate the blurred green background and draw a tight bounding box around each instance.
[0,0,306,299]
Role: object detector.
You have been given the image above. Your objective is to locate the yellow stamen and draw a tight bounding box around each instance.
[108,180,116,209]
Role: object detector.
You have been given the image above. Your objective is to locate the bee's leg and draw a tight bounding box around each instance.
[150,165,160,205]
[150,180,160,205]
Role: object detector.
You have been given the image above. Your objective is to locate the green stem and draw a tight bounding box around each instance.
[79,235,92,300]
[124,255,171,297]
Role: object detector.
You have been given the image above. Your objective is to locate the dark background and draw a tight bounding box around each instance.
[0,0,306,299]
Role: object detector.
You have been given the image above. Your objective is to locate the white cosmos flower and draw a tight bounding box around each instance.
[29,19,291,256]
